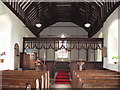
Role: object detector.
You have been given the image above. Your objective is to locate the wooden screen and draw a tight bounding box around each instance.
[23,37,103,62]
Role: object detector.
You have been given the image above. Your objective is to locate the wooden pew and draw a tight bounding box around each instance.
[82,84,120,88]
[74,71,119,88]
[1,75,43,88]
[72,70,120,88]
[1,78,36,89]
[74,70,119,72]
[2,71,43,88]
[80,79,120,88]
[0,70,50,89]
[2,70,50,88]
[74,70,119,74]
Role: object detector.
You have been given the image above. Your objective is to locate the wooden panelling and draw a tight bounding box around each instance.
[20,53,37,69]
[45,61,55,78]
[20,53,30,69]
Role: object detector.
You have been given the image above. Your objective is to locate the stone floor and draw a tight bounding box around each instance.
[50,78,72,89]
[51,84,72,88]
[51,84,71,89]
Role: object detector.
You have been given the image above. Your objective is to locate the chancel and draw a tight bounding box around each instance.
[0,0,120,89]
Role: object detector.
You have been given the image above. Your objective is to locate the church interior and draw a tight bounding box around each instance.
[0,0,120,89]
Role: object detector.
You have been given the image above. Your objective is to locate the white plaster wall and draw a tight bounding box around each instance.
[118,5,120,71]
[93,6,120,72]
[40,22,88,61]
[0,1,35,70]
[40,22,88,37]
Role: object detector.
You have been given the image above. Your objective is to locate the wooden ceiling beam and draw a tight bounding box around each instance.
[3,1,120,37]
[90,2,102,24]
[102,2,119,23]
[25,2,37,17]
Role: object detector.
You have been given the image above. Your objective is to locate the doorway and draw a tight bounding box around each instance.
[14,43,20,69]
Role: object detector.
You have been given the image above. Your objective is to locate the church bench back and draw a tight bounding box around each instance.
[74,70,119,73]
[77,75,120,79]
[73,70,120,75]
[2,70,47,74]
[72,70,120,88]
[75,73,119,76]
[81,78,119,84]
[0,70,50,89]
[1,74,44,88]
[78,79,120,88]
[82,84,120,88]
[74,70,118,72]
[2,70,50,88]
[1,85,27,90]
[1,78,36,88]
[1,74,42,79]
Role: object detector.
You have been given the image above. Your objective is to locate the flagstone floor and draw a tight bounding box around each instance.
[51,84,72,88]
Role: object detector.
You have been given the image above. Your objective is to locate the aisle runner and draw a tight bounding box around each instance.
[55,70,71,84]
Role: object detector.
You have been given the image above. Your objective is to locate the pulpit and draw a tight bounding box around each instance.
[20,53,37,69]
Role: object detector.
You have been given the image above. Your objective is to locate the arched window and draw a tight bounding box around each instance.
[55,34,69,61]
[108,20,118,64]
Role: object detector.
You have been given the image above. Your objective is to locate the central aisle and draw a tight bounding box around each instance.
[51,70,72,88]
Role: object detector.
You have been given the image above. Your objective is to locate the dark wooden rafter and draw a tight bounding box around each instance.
[69,3,85,29]
[2,0,120,37]
[88,1,120,37]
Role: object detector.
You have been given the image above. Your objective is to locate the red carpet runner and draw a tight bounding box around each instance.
[55,70,71,84]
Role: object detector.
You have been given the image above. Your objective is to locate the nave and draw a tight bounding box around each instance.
[0,0,120,89]
[0,36,120,89]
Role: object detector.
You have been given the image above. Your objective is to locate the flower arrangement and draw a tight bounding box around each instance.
[0,52,6,63]
[112,56,120,59]
[35,60,42,66]
[0,52,6,57]
[112,56,120,64]
[35,58,46,71]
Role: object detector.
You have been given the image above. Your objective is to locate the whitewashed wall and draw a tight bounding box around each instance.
[40,22,88,61]
[0,1,35,70]
[40,22,88,37]
[93,6,120,72]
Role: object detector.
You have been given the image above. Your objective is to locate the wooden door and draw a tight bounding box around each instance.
[14,43,20,69]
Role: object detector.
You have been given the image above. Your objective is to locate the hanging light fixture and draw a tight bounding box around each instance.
[36,23,42,28]
[84,23,91,27]
[84,2,91,28]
